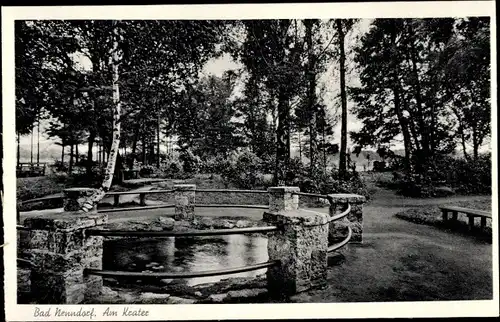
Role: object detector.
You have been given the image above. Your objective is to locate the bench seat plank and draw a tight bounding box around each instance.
[439,206,491,218]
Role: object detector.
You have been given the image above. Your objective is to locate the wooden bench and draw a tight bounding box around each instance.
[16,163,46,177]
[440,206,492,231]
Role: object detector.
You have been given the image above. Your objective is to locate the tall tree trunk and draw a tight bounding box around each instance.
[36,114,40,164]
[337,20,348,181]
[87,131,95,176]
[323,122,327,175]
[157,114,161,167]
[460,125,470,161]
[275,89,290,185]
[79,21,122,213]
[298,131,302,162]
[30,126,34,164]
[407,31,429,159]
[402,96,422,152]
[393,85,412,173]
[97,140,101,164]
[472,127,479,161]
[61,144,65,166]
[149,141,155,165]
[305,19,318,177]
[75,143,79,164]
[130,125,139,168]
[17,133,20,167]
[69,143,74,173]
[142,134,147,165]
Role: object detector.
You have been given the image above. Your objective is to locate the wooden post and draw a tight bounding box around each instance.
[113,195,120,207]
[480,217,487,230]
[468,215,475,231]
[451,211,458,221]
[139,193,146,206]
[442,210,448,222]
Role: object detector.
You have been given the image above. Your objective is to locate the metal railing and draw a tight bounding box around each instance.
[19,188,269,213]
[85,260,279,279]
[84,224,280,280]
[86,225,279,237]
[326,203,353,252]
[18,188,354,279]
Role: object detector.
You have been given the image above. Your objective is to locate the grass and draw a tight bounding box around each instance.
[394,199,492,241]
[17,175,67,203]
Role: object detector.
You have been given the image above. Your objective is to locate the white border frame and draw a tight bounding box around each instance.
[2,2,498,320]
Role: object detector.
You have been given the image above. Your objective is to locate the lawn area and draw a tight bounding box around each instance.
[394,198,492,240]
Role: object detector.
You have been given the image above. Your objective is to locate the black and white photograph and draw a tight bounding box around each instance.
[2,2,498,320]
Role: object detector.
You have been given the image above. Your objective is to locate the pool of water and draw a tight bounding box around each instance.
[103,235,269,286]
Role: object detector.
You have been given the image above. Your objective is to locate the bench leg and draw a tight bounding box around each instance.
[468,215,475,231]
[480,217,487,230]
[451,211,458,221]
[442,210,448,222]
[114,195,120,207]
[140,193,146,206]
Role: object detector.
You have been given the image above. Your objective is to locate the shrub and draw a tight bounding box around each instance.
[139,165,156,177]
[179,149,200,174]
[222,150,264,189]
[292,164,371,199]
[395,154,492,197]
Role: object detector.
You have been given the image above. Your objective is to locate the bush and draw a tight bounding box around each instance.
[222,150,264,189]
[139,165,156,177]
[179,149,200,174]
[395,154,492,197]
[292,164,371,199]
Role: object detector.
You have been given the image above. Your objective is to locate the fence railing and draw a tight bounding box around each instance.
[18,188,269,210]
[85,260,280,279]
[17,186,364,303]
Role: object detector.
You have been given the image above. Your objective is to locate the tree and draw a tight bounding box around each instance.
[79,20,123,212]
[438,17,491,160]
[236,20,306,185]
[335,19,356,180]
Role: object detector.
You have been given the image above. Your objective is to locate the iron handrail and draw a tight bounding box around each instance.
[105,189,175,196]
[291,191,331,200]
[194,204,268,209]
[86,225,279,237]
[19,188,266,205]
[97,204,175,213]
[84,260,279,279]
[196,189,268,194]
[329,204,351,223]
[328,226,353,252]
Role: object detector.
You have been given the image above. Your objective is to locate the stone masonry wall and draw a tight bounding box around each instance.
[22,211,108,304]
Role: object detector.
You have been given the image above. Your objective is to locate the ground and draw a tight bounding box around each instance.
[18,175,493,302]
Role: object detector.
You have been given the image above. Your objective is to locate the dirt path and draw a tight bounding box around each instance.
[292,188,493,302]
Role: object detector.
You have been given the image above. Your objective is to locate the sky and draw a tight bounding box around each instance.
[19,19,392,157]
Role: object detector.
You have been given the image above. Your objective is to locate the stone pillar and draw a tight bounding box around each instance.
[264,187,329,300]
[268,186,300,212]
[327,193,366,243]
[63,188,99,213]
[22,211,108,304]
[174,184,196,221]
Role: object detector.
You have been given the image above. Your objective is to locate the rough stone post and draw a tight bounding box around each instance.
[64,188,99,213]
[327,193,366,243]
[264,187,329,300]
[22,211,108,304]
[174,184,196,221]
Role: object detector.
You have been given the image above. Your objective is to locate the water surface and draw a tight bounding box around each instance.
[103,235,268,286]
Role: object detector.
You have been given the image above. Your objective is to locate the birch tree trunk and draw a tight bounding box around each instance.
[79,21,122,213]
